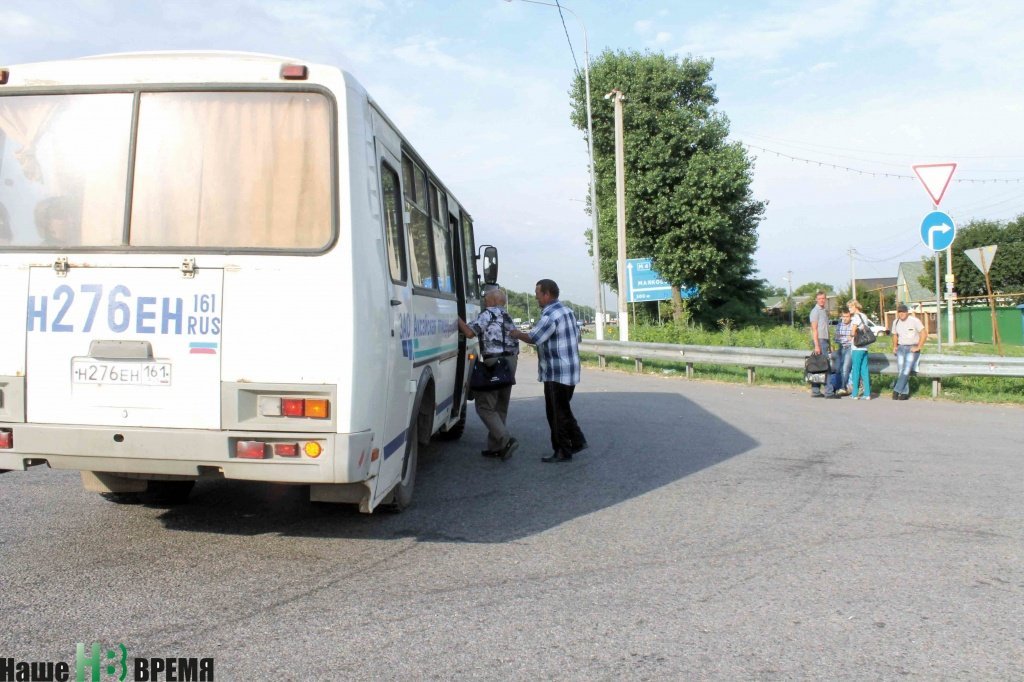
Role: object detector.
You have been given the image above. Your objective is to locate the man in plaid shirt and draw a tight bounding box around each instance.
[511,279,587,462]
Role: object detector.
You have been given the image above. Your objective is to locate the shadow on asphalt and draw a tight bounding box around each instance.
[155,391,758,542]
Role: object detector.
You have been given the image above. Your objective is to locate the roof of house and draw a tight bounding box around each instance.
[896,261,935,302]
[857,277,898,292]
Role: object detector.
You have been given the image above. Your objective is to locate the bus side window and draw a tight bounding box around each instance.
[381,164,406,283]
[403,154,436,289]
[429,181,453,293]
[460,214,478,300]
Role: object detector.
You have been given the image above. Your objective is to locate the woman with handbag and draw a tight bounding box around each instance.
[847,300,873,400]
[457,287,520,460]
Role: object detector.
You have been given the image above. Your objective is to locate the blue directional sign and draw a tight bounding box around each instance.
[626,258,698,303]
[920,210,956,251]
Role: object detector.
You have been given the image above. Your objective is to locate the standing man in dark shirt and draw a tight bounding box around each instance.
[808,291,835,398]
[510,279,586,462]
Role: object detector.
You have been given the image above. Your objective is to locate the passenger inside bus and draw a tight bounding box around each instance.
[34,196,77,246]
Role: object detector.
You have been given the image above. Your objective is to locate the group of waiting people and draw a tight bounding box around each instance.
[809,291,926,400]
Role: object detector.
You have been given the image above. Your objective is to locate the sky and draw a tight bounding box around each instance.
[4,0,1024,308]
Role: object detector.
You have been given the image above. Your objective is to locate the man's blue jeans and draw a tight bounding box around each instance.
[894,345,919,395]
[832,345,853,392]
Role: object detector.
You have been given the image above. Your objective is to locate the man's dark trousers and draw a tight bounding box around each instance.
[543,381,585,454]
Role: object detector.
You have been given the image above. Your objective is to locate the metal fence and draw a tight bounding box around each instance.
[580,339,1024,397]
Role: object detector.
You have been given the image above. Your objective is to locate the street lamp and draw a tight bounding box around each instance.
[504,0,604,340]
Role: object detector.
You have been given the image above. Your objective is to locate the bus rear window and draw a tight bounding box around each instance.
[131,91,332,249]
[0,90,332,250]
[0,93,133,247]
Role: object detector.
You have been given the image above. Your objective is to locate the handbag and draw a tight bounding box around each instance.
[469,311,516,392]
[804,351,830,383]
[853,314,876,348]
[470,355,515,391]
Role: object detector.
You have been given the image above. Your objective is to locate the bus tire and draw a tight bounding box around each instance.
[384,402,421,512]
[435,406,466,441]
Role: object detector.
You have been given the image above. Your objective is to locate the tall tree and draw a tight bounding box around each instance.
[921,215,1024,297]
[570,50,766,325]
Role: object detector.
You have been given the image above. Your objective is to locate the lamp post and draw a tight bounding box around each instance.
[783,270,794,327]
[505,0,604,340]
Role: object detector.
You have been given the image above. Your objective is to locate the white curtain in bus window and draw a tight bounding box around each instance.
[130,92,331,248]
[432,218,452,293]
[0,94,132,247]
[407,204,434,288]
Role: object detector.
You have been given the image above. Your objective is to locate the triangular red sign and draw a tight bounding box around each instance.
[912,163,957,206]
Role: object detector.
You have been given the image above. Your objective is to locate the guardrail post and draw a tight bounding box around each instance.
[686,362,694,379]
[598,353,606,369]
[747,367,755,385]
[932,378,941,398]
[635,358,643,373]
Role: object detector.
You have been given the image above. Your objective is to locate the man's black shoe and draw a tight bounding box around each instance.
[569,441,589,455]
[541,451,572,463]
[499,437,519,461]
[810,392,823,398]
[898,393,910,401]
[825,393,839,399]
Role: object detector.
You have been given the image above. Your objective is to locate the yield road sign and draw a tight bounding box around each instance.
[920,211,956,251]
[912,163,957,206]
[964,245,998,274]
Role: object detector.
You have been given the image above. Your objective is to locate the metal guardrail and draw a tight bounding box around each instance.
[580,339,1024,396]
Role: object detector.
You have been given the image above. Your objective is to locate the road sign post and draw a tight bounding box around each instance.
[913,162,957,351]
[919,210,956,353]
[965,245,1003,356]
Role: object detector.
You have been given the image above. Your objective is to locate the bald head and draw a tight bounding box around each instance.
[484,288,507,307]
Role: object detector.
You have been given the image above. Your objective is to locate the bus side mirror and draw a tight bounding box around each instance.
[480,245,498,285]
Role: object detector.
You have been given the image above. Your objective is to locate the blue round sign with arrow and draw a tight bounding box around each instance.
[920,210,956,251]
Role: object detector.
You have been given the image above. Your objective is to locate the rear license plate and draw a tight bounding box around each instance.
[71,359,172,386]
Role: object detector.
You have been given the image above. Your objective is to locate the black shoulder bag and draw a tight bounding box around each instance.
[469,312,516,391]
[853,313,876,348]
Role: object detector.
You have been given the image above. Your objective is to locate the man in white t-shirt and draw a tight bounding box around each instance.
[890,304,925,400]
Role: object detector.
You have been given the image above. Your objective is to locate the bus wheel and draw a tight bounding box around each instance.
[435,406,466,441]
[143,480,195,505]
[385,410,420,512]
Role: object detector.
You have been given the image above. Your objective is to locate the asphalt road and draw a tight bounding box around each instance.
[1,355,1021,680]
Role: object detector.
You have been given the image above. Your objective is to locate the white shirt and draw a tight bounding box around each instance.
[892,315,924,346]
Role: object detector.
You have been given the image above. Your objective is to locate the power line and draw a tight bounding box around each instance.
[735,131,1024,161]
[743,143,1024,184]
[554,0,581,77]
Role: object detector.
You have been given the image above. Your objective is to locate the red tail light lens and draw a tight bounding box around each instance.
[0,70,9,85]
[281,399,304,417]
[0,429,12,449]
[236,441,267,459]
[273,442,299,457]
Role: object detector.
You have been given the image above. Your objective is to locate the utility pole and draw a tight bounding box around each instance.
[848,247,857,300]
[606,88,628,342]
[783,271,794,327]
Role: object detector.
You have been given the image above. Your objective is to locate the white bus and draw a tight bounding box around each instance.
[0,52,498,512]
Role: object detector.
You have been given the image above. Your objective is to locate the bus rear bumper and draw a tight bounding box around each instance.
[0,423,375,485]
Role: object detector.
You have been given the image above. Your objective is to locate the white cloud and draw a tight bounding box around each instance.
[654,31,672,45]
[674,0,878,62]
[634,19,653,33]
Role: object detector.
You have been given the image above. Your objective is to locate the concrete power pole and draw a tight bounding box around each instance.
[606,88,628,342]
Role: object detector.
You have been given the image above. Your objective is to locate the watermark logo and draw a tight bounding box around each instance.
[1,642,213,682]
[76,642,128,682]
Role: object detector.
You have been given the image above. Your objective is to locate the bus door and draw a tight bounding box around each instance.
[374,140,413,496]
[447,207,467,414]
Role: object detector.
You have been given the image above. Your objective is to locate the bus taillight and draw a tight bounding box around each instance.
[281,398,304,417]
[0,429,12,449]
[273,443,299,457]
[304,399,328,419]
[0,69,9,85]
[236,441,267,459]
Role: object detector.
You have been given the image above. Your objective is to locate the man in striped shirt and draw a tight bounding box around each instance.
[511,279,587,463]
